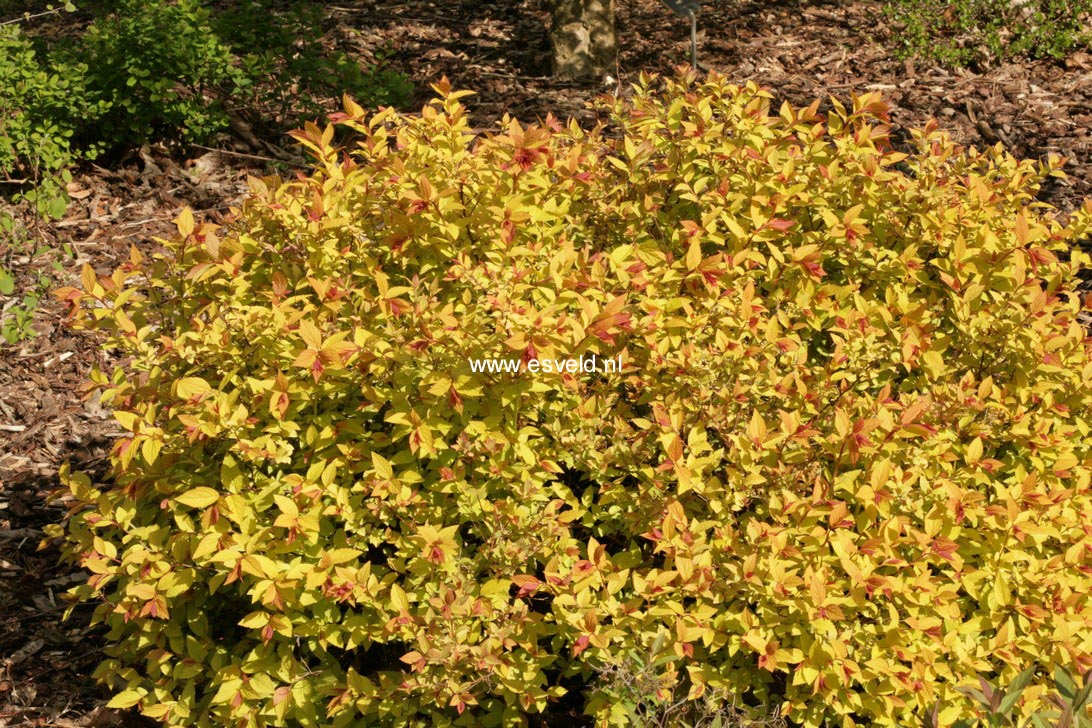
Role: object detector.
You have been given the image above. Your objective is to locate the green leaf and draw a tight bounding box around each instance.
[958,685,992,708]
[1073,668,1092,711]
[0,269,14,296]
[46,194,67,221]
[1058,665,1079,702]
[999,667,1037,715]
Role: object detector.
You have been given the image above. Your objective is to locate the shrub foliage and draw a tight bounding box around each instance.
[883,0,1092,67]
[54,72,1092,727]
[0,0,410,215]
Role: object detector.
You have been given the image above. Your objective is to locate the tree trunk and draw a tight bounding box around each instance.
[549,0,616,82]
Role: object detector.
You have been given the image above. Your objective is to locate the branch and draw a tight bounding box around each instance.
[0,7,69,27]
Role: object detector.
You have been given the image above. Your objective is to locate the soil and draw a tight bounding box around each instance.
[1,0,1089,725]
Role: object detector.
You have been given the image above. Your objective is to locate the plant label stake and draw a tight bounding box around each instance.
[661,0,701,71]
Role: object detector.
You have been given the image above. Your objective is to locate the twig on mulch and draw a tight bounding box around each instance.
[189,144,308,168]
[0,528,42,542]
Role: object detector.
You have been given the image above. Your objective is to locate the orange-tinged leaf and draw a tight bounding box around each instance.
[512,575,542,598]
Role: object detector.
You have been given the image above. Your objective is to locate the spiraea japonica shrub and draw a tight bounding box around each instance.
[53,70,1092,727]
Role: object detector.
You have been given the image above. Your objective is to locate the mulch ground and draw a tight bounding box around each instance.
[1,0,1089,725]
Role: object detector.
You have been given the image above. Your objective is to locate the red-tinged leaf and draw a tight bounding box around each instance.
[273,686,290,706]
[271,272,289,299]
[931,537,959,562]
[320,340,357,365]
[512,575,542,598]
[572,634,591,657]
[273,392,290,420]
[1016,603,1050,621]
[801,260,826,279]
[764,218,795,232]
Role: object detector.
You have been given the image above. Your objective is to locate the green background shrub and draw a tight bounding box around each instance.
[0,0,411,214]
[884,0,1092,67]
[53,72,1092,727]
[78,0,243,147]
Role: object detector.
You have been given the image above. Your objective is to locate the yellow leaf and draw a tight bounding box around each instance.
[992,572,1011,608]
[922,350,945,377]
[141,437,163,465]
[686,237,702,271]
[371,452,393,479]
[273,495,298,518]
[106,690,144,709]
[747,410,767,443]
[175,377,211,401]
[175,487,220,509]
[298,319,323,350]
[175,207,195,238]
[80,263,98,294]
[238,611,268,629]
[834,408,851,439]
[114,411,140,431]
[965,437,983,465]
[742,631,767,653]
[192,533,221,561]
[389,582,409,612]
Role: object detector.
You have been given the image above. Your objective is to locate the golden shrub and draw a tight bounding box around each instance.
[53,71,1092,727]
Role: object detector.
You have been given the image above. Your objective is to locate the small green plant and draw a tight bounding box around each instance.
[212,1,412,126]
[76,0,243,147]
[1,0,410,219]
[0,24,95,218]
[0,209,72,343]
[884,0,1092,67]
[1029,666,1092,728]
[923,664,1092,727]
[1,286,42,343]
